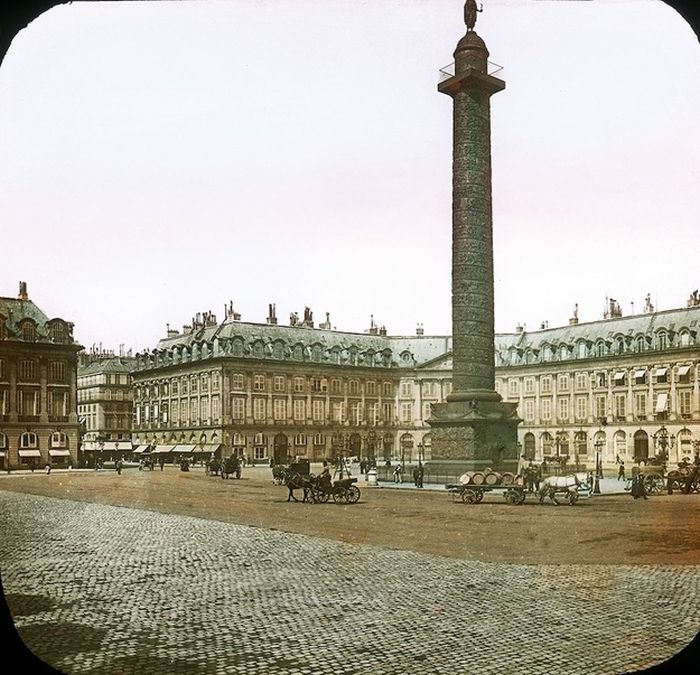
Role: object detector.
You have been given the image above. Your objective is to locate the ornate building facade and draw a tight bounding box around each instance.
[129,295,700,470]
[0,282,81,470]
[77,351,135,462]
[130,305,448,464]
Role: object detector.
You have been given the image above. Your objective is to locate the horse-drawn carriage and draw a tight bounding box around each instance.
[278,466,361,504]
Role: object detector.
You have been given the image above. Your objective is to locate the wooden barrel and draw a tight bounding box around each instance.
[484,472,500,485]
[471,471,485,485]
[501,472,514,485]
[459,471,473,485]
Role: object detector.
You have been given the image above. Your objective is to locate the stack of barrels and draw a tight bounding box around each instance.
[459,470,516,486]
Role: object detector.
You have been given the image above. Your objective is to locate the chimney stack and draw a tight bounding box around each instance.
[267,303,278,325]
[18,281,28,301]
[416,323,424,336]
[568,303,579,326]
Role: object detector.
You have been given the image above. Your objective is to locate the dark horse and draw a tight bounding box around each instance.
[282,469,315,503]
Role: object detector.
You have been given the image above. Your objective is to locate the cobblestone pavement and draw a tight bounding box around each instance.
[1,489,698,675]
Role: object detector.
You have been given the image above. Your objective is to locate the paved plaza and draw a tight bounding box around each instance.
[1,484,698,675]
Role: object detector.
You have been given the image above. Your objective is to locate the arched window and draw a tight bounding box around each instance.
[232,433,246,446]
[574,431,588,457]
[636,336,646,352]
[313,433,325,446]
[577,341,588,359]
[523,433,536,460]
[21,321,36,342]
[614,430,626,458]
[616,337,625,355]
[680,331,690,347]
[559,344,569,360]
[294,433,306,446]
[50,432,68,448]
[596,341,607,358]
[20,432,38,448]
[542,345,552,362]
[541,432,553,456]
[49,321,67,343]
[656,332,668,350]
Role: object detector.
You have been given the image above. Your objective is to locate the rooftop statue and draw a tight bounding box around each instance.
[464,0,483,31]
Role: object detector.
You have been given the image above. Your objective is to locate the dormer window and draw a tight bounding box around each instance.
[657,332,668,350]
[21,321,36,342]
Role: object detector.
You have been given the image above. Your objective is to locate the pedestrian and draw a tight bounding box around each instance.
[393,463,402,484]
[417,462,424,488]
[159,457,165,472]
[534,464,541,492]
[631,473,647,500]
[45,462,51,475]
[617,461,625,481]
[412,465,419,487]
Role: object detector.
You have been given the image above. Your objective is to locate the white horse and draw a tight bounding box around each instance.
[539,472,590,505]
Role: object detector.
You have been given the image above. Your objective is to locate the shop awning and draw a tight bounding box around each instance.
[655,393,668,413]
[634,369,646,379]
[18,449,41,458]
[655,367,668,377]
[82,442,96,451]
[195,444,222,454]
[152,445,175,454]
[103,442,132,451]
[678,365,691,377]
[613,371,626,381]
[173,444,196,453]
[49,449,71,457]
[133,445,151,454]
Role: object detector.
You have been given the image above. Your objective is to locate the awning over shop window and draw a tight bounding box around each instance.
[655,393,668,413]
[634,370,646,379]
[196,444,222,454]
[613,372,626,381]
[49,449,71,457]
[152,445,175,454]
[82,442,96,451]
[18,449,41,457]
[133,445,151,454]
[678,365,691,377]
[173,445,196,453]
[103,442,132,451]
[655,367,668,377]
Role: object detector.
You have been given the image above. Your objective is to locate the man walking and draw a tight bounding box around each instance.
[618,461,625,481]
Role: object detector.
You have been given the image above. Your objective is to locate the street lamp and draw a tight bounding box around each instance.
[653,425,674,466]
[593,439,604,494]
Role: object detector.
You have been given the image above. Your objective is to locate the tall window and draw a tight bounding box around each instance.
[557,398,569,422]
[615,394,626,421]
[0,359,4,380]
[575,396,587,421]
[49,361,66,382]
[273,398,286,421]
[0,389,8,415]
[50,432,68,448]
[524,399,535,422]
[253,398,265,420]
[293,399,306,421]
[200,375,209,394]
[524,378,535,395]
[679,391,692,418]
[368,402,379,425]
[540,376,552,394]
[635,393,647,419]
[0,433,6,449]
[366,381,376,396]
[349,380,359,395]
[212,372,220,392]
[332,401,345,423]
[541,399,552,422]
[19,360,37,380]
[312,399,324,421]
[400,382,412,397]
[172,400,180,425]
[575,373,588,390]
[330,379,341,394]
[231,373,244,390]
[595,395,607,420]
[351,401,363,424]
[48,390,67,417]
[382,402,394,423]
[400,403,412,423]
[273,375,286,392]
[294,433,306,446]
[211,396,220,422]
[231,397,245,421]
[557,374,569,392]
[508,379,519,396]
[294,377,305,393]
[253,375,265,391]
[310,378,327,393]
[382,382,392,397]
[657,332,668,350]
[18,390,38,415]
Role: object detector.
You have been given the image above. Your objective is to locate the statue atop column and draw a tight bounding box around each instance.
[464,0,483,31]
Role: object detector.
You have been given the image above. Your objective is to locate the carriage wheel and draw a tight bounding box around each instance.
[332,488,347,504]
[315,488,330,504]
[568,491,579,506]
[473,490,484,503]
[516,490,526,505]
[504,490,517,504]
[644,475,662,495]
[461,489,477,504]
[346,486,361,504]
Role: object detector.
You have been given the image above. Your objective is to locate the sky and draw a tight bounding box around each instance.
[0,0,698,354]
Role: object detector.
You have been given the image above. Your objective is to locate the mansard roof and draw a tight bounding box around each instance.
[0,296,76,344]
[494,305,700,366]
[78,356,135,376]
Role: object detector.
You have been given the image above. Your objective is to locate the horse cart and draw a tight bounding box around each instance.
[447,470,528,505]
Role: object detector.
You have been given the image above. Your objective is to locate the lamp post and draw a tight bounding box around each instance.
[593,439,604,494]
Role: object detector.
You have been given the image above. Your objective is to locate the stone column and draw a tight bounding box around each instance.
[428,11,520,473]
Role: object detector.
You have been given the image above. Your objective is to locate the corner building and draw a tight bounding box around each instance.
[130,308,451,464]
[0,282,82,470]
